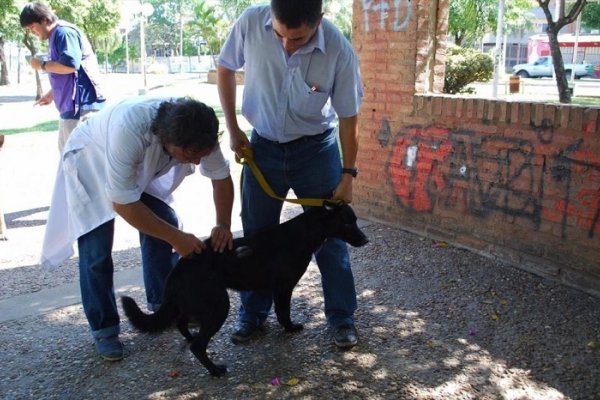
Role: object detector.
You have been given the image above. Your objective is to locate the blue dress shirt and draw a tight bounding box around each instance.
[218,5,363,143]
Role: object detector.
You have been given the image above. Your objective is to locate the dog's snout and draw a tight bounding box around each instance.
[350,228,369,247]
[334,206,369,247]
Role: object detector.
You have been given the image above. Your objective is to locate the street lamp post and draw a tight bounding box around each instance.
[125,28,129,74]
[139,1,154,94]
[492,0,505,99]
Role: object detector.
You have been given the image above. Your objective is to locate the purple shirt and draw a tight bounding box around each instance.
[48,21,105,119]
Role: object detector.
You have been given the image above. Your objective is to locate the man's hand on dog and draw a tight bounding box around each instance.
[172,231,207,257]
[174,225,232,257]
[209,225,233,253]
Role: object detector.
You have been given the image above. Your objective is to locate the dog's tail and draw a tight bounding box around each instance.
[121,296,178,333]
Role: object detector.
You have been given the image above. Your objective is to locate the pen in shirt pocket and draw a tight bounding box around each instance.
[309,84,320,93]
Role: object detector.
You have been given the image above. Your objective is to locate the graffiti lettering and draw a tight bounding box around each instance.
[393,0,412,32]
[547,139,600,238]
[362,0,412,32]
[388,124,600,238]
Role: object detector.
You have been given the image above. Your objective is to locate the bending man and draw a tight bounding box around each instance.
[41,97,234,361]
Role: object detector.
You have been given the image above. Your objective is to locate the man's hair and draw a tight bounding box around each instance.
[271,0,322,29]
[151,98,219,152]
[20,2,58,28]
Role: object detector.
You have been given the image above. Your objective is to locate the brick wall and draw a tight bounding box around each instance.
[352,0,600,296]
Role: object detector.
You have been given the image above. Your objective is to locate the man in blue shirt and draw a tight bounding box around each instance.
[20,2,105,153]
[217,0,363,348]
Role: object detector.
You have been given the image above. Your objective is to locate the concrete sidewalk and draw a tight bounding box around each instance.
[0,267,141,324]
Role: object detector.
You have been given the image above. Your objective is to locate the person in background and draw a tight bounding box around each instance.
[217,0,363,348]
[20,1,106,153]
[41,97,234,361]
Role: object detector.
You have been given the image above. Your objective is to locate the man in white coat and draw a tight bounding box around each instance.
[41,96,234,361]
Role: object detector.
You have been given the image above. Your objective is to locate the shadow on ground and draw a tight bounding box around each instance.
[5,206,49,229]
[0,224,598,399]
[0,95,36,103]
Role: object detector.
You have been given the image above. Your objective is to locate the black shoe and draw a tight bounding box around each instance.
[231,322,259,344]
[333,324,358,348]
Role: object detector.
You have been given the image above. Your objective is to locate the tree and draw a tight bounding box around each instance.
[502,0,537,71]
[217,0,258,24]
[536,0,588,104]
[581,1,600,31]
[448,0,497,46]
[504,0,537,36]
[0,0,20,85]
[22,31,44,98]
[448,0,537,47]
[48,0,120,51]
[143,0,186,57]
[324,0,353,40]
[187,0,228,66]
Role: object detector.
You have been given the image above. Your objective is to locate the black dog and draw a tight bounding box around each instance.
[121,203,368,376]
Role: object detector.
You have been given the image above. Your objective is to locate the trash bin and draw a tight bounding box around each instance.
[509,75,520,94]
[568,82,574,97]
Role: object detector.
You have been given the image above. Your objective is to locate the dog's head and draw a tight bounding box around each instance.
[322,203,369,247]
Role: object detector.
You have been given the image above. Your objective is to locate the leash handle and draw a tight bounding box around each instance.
[236,147,340,207]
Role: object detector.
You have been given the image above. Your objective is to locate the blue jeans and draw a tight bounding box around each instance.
[77,192,179,340]
[239,129,357,328]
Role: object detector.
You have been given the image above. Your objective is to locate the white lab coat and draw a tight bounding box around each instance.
[41,96,230,269]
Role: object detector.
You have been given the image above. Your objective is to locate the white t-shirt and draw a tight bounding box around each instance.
[41,96,230,269]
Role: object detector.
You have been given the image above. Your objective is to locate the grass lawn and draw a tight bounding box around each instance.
[0,120,59,136]
[571,97,600,107]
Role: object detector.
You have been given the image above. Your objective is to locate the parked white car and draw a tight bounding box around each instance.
[512,56,591,79]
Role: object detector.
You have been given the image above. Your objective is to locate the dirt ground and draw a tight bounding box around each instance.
[1,74,599,400]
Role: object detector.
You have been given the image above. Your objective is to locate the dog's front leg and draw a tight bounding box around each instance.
[273,290,303,332]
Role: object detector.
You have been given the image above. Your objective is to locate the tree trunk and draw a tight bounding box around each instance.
[22,33,43,100]
[0,37,10,86]
[34,70,43,99]
[537,0,588,104]
[547,29,571,103]
[455,32,464,47]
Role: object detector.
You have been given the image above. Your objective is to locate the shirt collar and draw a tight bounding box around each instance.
[265,14,326,56]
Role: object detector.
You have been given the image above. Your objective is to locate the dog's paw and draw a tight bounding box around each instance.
[284,323,303,332]
[209,364,228,377]
[184,333,198,342]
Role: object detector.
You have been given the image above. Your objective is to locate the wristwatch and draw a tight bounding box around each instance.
[40,60,47,71]
[342,167,358,177]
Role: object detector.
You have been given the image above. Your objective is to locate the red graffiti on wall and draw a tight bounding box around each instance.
[388,124,600,238]
[543,145,600,237]
[389,126,453,211]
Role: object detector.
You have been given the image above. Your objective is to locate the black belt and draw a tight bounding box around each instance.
[257,128,333,145]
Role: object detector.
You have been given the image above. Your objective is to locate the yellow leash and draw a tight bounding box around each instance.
[235,146,342,207]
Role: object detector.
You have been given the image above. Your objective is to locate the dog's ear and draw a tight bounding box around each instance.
[235,245,254,258]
